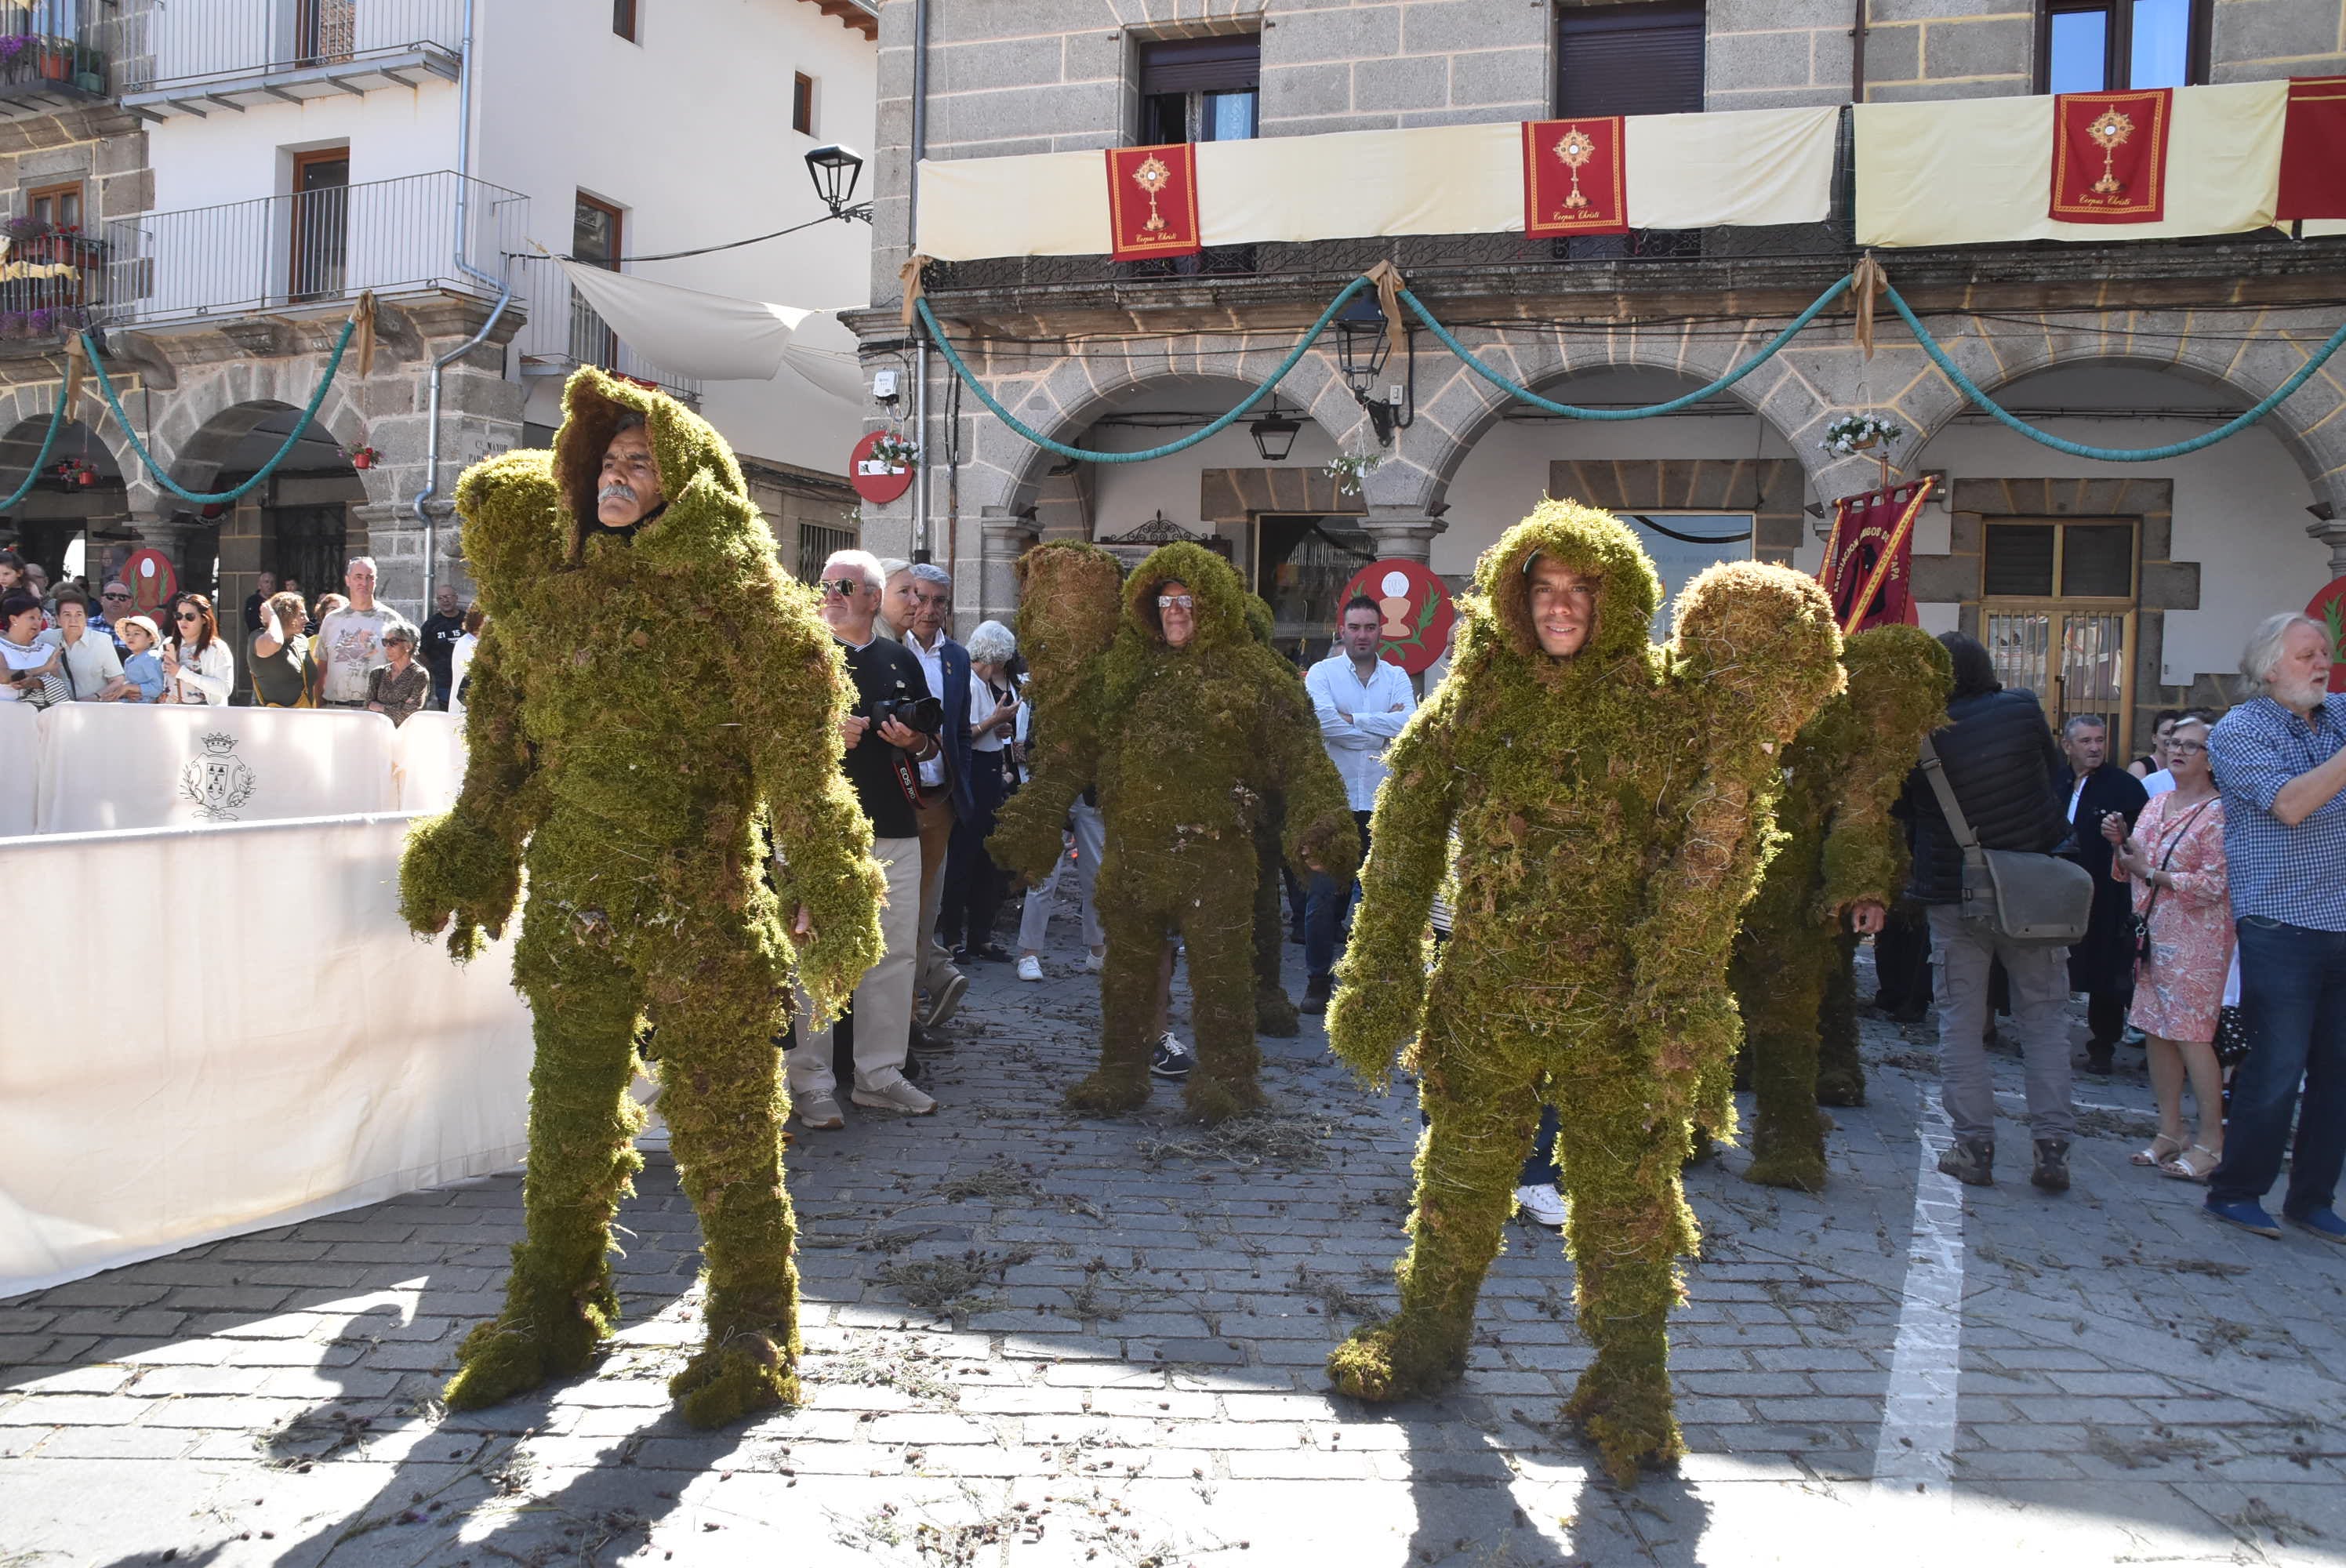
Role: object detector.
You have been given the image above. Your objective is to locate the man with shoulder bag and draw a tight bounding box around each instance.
[1898,632,2094,1191]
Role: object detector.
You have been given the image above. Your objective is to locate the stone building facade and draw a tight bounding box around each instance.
[852,0,2346,750]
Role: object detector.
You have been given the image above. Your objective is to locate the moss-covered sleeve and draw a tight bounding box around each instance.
[740,574,888,1028]
[400,625,542,960]
[1325,687,1462,1091]
[1816,626,1953,918]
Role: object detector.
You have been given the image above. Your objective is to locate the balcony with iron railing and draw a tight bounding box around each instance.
[511,255,703,405]
[97,169,525,328]
[0,1,114,121]
[0,215,107,345]
[118,0,462,119]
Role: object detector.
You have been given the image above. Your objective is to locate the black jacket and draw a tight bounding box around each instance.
[2057,762,2150,990]
[1898,688,2068,905]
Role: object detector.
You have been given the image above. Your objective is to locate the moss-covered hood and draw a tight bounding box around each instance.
[551,365,754,570]
[1464,498,1663,671]
[1122,540,1249,652]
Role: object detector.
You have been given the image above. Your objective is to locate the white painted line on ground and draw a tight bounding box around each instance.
[1869,1087,1965,1526]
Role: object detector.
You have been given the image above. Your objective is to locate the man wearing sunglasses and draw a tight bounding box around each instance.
[783,549,946,1127]
[93,580,134,655]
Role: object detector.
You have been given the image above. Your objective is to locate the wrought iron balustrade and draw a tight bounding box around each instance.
[118,0,462,96]
[0,0,112,114]
[97,171,526,327]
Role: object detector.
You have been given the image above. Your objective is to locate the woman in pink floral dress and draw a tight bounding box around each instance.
[2102,715,2232,1181]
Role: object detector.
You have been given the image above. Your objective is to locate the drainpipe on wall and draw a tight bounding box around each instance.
[412,0,514,615]
[1850,0,1868,103]
[910,0,930,562]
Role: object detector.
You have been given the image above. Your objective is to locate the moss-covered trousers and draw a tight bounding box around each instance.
[1399,1019,1698,1469]
[1094,839,1260,1098]
[496,838,801,1382]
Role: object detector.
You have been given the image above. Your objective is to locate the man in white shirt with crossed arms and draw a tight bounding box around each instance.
[1300,592,1416,1013]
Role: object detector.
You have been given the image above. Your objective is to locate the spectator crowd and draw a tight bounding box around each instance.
[0,549,467,729]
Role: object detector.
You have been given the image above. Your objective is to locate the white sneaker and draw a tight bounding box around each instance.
[1016,953,1044,982]
[1514,1184,1566,1228]
[852,1070,938,1116]
[797,1094,844,1131]
[1084,948,1106,973]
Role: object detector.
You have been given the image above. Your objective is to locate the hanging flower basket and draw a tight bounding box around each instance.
[869,434,918,471]
[347,445,381,470]
[1820,414,1905,458]
[1325,450,1384,498]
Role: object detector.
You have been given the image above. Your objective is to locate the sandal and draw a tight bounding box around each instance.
[2159,1144,2221,1184]
[2133,1132,2185,1168]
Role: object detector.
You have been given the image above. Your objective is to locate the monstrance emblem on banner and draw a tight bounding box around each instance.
[2086,107,2134,194]
[1132,154,1172,234]
[1553,125,1598,214]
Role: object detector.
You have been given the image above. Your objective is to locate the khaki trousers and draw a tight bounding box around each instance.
[914,794,959,991]
[788,835,921,1098]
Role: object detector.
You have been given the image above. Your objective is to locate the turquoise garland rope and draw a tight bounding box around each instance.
[916,277,1372,463]
[1398,276,1854,419]
[76,319,358,505]
[1879,281,2346,463]
[0,379,71,510]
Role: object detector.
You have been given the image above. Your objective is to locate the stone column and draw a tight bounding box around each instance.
[979,507,1039,627]
[1359,505,1446,563]
[2309,515,2346,580]
[129,514,205,590]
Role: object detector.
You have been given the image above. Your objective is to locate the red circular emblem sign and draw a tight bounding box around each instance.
[1338,557,1456,674]
[125,548,176,619]
[848,430,915,506]
[2308,575,2346,694]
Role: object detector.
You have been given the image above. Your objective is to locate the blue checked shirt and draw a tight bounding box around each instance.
[2209,692,2346,931]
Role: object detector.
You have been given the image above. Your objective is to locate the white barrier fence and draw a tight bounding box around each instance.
[0,811,534,1298]
[0,702,463,835]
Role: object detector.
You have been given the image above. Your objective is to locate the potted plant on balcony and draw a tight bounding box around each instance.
[72,42,102,94]
[36,35,67,82]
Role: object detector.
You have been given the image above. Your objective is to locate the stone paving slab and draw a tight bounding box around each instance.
[5,940,2346,1566]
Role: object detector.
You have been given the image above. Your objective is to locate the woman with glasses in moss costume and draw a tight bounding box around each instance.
[1324,499,1843,1484]
[1732,624,1953,1191]
[993,540,1359,1123]
[399,368,887,1428]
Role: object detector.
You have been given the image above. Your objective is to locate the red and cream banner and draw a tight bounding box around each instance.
[1521,118,1628,238]
[2050,89,2173,223]
[2279,75,2346,221]
[1104,143,1201,261]
[1820,481,1933,636]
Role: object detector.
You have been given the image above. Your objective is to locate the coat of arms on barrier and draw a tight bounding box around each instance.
[180,731,257,822]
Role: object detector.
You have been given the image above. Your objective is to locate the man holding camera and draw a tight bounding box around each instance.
[786,548,944,1125]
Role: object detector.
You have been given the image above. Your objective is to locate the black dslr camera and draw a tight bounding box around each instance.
[872,694,945,736]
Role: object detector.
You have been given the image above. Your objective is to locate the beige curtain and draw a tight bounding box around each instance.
[1855,81,2287,248]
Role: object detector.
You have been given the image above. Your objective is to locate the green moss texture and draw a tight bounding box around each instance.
[1323,499,1843,1484]
[400,367,886,1427]
[1732,625,1952,1190]
[993,542,1358,1122]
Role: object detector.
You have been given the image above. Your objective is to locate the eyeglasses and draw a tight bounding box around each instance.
[1157,594,1194,610]
[175,612,201,622]
[2170,741,2206,755]
[100,590,129,601]
[820,579,861,597]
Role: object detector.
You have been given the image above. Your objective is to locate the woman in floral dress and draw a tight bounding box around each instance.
[2102,715,2231,1181]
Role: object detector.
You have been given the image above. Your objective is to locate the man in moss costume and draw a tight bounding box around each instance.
[1732,625,1953,1191]
[1324,500,1843,1483]
[992,540,1359,1123]
[400,367,886,1427]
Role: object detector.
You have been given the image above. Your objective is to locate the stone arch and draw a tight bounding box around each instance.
[0,382,154,514]
[955,332,1373,524]
[1894,310,2346,494]
[152,359,390,511]
[1385,318,1820,516]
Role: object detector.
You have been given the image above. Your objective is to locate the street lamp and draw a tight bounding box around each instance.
[1333,293,1412,446]
[805,144,872,223]
[1247,397,1301,463]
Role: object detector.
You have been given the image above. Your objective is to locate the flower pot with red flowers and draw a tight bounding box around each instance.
[348,445,381,470]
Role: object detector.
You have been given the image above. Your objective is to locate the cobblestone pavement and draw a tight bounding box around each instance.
[6,940,2346,1567]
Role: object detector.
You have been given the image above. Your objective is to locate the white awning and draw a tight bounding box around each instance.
[550,256,866,403]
